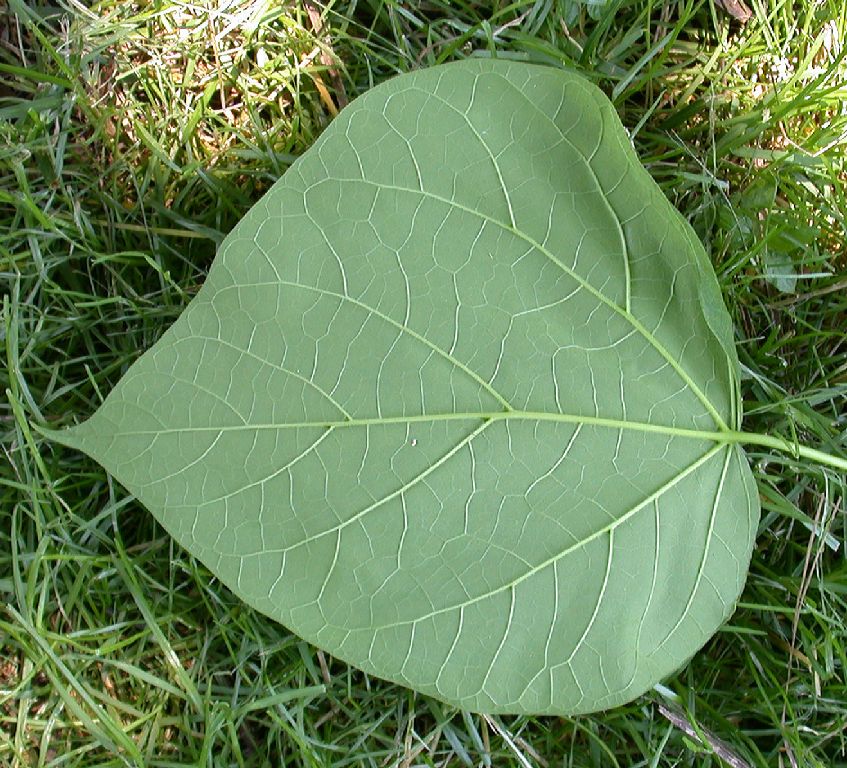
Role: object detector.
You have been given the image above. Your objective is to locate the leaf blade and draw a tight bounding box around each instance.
[47,59,759,715]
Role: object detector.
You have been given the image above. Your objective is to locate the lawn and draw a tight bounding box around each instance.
[2,0,846,766]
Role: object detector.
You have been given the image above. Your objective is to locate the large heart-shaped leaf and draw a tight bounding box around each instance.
[45,59,759,715]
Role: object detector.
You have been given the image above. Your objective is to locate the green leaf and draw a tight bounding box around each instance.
[763,249,798,294]
[739,174,777,212]
[43,59,759,715]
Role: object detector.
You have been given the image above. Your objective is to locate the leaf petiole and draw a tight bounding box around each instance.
[723,430,847,473]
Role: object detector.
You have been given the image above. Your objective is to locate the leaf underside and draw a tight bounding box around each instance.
[48,59,759,715]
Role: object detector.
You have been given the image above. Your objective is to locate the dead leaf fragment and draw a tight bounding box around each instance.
[714,0,753,23]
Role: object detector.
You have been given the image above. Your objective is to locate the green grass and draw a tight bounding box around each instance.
[2,0,846,765]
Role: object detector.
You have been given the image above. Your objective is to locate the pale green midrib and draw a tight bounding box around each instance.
[68,410,733,443]
[40,415,847,471]
[367,444,726,631]
[319,176,730,432]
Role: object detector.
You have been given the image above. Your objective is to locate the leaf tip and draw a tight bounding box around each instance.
[32,421,84,451]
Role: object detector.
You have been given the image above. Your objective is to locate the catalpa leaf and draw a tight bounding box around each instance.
[44,59,759,715]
